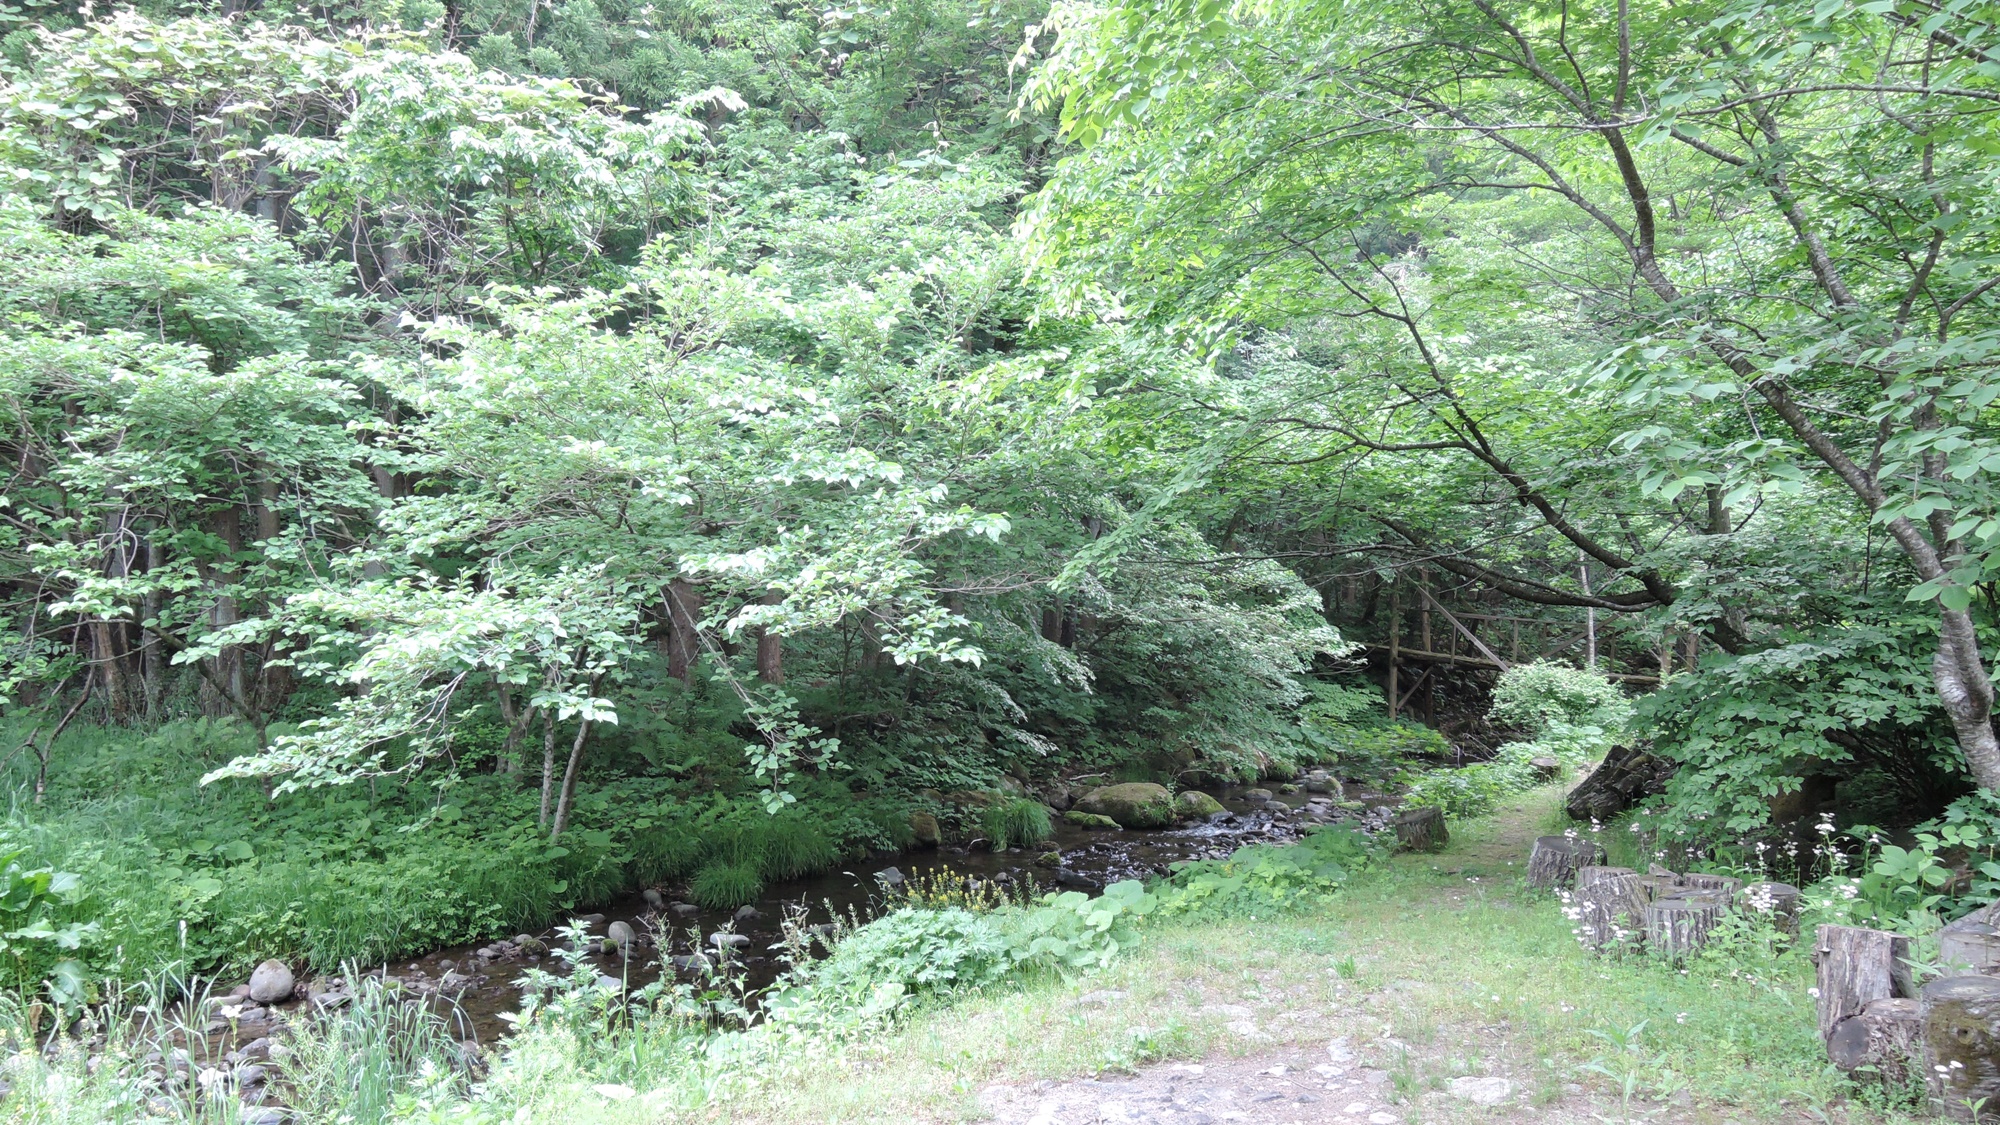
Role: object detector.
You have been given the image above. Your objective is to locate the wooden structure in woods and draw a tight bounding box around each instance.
[1357,573,1702,719]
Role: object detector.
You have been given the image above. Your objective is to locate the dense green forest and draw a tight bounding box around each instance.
[6,0,2000,1121]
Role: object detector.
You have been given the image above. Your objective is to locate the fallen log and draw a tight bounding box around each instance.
[1565,743,1675,822]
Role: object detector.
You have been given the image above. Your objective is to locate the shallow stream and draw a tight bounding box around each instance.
[223,783,1386,1051]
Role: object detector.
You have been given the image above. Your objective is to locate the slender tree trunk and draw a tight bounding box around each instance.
[538,710,557,829]
[550,707,597,840]
[139,532,165,720]
[494,678,526,775]
[755,593,784,685]
[666,578,704,684]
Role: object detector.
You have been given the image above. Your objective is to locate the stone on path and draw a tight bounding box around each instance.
[1447,1075,1513,1105]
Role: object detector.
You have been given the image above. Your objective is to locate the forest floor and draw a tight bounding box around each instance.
[709,787,1922,1125]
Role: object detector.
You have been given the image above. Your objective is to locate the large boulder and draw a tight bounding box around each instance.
[908,812,941,848]
[1174,790,1225,822]
[1074,782,1176,830]
[247,961,295,1005]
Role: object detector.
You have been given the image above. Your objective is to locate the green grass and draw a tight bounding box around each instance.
[978,798,1052,851]
[0,718,896,989]
[689,860,766,910]
[1,786,1928,1124]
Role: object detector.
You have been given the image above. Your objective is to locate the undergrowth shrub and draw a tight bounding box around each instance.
[1490,661,1632,734]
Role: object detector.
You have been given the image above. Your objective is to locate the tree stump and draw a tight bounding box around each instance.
[1815,925,1912,1041]
[1827,997,1923,1085]
[1682,872,1742,898]
[1941,903,2000,974]
[1923,975,2000,1119]
[1734,882,1803,935]
[1643,892,1727,960]
[1528,835,1606,890]
[1574,866,1642,950]
[1391,806,1448,853]
[1565,743,1677,822]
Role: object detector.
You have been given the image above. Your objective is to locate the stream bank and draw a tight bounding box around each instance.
[212,781,1395,1050]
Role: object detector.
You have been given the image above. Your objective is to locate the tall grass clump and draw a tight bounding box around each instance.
[979,798,1052,851]
[283,973,469,1122]
[755,814,839,881]
[690,861,765,910]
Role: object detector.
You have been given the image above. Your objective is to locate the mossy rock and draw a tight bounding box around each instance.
[944,789,1005,808]
[1074,782,1176,829]
[908,812,940,848]
[1174,790,1225,821]
[1062,810,1122,831]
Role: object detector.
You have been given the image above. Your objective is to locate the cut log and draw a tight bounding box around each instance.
[1528,835,1607,890]
[1391,806,1448,853]
[1574,866,1642,950]
[1814,925,1912,1042]
[1565,743,1676,822]
[1734,882,1803,935]
[1644,892,1727,960]
[1923,975,2000,1119]
[1827,997,1922,1085]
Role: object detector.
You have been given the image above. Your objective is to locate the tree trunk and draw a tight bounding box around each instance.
[494,679,526,775]
[1936,606,2000,791]
[538,710,557,830]
[1527,835,1604,889]
[549,711,595,840]
[1814,924,1913,1041]
[667,578,704,684]
[140,532,165,720]
[755,593,784,685]
[1923,975,2000,1120]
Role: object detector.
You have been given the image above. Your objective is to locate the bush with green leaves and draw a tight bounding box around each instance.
[806,906,1015,1001]
[1637,611,1958,837]
[1490,662,1632,737]
[1154,826,1379,919]
[1000,879,1156,971]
